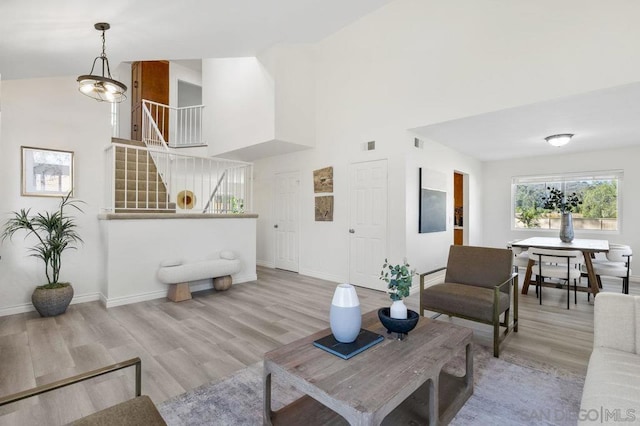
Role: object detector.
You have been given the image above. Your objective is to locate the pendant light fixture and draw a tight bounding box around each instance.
[77,23,127,103]
[544,133,574,147]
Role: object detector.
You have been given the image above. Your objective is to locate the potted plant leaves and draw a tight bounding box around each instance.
[379,258,415,319]
[541,187,582,242]
[2,193,84,316]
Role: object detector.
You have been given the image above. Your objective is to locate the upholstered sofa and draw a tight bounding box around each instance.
[579,293,640,425]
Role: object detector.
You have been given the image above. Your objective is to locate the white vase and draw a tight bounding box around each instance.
[330,284,361,343]
[390,299,408,319]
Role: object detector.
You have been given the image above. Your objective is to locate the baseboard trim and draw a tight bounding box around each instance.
[104,290,168,308]
[257,259,275,268]
[0,302,35,316]
[298,268,343,285]
[103,273,258,308]
[0,292,103,317]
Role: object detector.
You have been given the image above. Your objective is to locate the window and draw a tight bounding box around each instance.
[512,170,622,232]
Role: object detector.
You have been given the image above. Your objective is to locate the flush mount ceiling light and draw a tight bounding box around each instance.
[77,23,127,103]
[544,133,574,147]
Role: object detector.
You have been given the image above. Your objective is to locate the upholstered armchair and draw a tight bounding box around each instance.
[420,245,518,357]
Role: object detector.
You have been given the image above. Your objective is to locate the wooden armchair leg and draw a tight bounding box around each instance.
[493,320,500,358]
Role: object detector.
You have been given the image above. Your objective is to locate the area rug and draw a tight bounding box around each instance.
[158,344,584,425]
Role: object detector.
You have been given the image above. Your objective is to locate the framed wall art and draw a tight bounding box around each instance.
[313,166,334,193]
[21,146,74,197]
[315,195,334,221]
[419,168,447,233]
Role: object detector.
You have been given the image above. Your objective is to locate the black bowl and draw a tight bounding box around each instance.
[378,308,419,335]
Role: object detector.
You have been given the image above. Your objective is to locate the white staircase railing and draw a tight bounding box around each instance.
[142,100,205,149]
[104,143,253,214]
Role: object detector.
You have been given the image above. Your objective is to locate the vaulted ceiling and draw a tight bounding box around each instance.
[0,0,392,80]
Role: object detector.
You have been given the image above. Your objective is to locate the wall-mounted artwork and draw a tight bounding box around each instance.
[313,167,333,193]
[315,195,334,221]
[21,146,74,197]
[177,190,196,209]
[419,168,447,233]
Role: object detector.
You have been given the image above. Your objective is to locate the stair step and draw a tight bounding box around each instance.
[114,159,159,174]
[115,179,168,191]
[115,201,176,210]
[115,169,166,184]
[115,189,169,203]
[114,150,156,163]
[112,137,146,148]
[114,208,177,214]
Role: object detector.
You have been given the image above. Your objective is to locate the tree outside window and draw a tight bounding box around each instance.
[512,173,621,231]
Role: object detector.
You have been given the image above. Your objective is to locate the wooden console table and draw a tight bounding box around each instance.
[263,310,473,425]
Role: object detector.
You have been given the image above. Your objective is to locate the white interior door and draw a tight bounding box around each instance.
[349,159,388,290]
[275,171,299,272]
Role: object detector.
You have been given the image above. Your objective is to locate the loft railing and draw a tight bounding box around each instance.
[142,99,205,149]
[104,143,252,213]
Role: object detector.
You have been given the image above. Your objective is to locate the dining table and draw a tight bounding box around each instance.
[511,237,609,296]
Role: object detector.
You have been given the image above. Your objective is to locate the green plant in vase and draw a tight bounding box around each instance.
[541,187,582,242]
[2,192,84,316]
[380,258,415,319]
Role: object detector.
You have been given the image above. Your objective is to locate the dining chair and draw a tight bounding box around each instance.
[529,248,584,309]
[507,240,533,274]
[584,245,632,294]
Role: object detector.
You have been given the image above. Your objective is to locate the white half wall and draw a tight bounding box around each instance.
[101,216,257,307]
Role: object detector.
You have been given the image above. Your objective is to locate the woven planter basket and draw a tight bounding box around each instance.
[31,284,74,317]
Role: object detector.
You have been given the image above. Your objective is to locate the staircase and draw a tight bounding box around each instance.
[112,138,176,213]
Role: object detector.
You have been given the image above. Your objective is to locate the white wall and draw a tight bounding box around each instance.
[102,217,257,306]
[482,146,640,272]
[203,58,275,156]
[114,62,132,140]
[253,0,640,284]
[260,45,316,148]
[405,139,484,274]
[169,61,202,109]
[0,77,112,315]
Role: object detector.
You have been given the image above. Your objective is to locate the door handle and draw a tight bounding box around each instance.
[349,229,355,234]
[274,224,279,229]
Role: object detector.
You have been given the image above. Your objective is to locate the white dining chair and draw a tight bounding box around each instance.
[529,248,584,309]
[583,245,632,294]
[507,240,534,274]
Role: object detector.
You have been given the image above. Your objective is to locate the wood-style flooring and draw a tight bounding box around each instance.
[0,266,634,425]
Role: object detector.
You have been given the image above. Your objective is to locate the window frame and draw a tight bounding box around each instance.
[511,170,623,234]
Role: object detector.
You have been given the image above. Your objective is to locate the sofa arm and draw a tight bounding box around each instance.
[594,293,638,354]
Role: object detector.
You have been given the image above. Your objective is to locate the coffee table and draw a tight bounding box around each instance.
[263,310,473,425]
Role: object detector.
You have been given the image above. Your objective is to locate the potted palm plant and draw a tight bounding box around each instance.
[2,193,84,316]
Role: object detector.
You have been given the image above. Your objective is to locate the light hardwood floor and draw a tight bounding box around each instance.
[0,266,634,425]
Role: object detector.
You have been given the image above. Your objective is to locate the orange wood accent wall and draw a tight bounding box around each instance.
[454,172,464,245]
[454,229,463,245]
[131,61,170,141]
